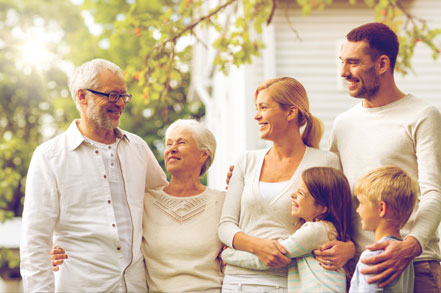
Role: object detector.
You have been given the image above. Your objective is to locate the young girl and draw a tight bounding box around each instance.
[221,167,353,292]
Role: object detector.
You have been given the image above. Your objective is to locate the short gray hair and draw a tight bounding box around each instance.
[165,119,217,176]
[69,59,124,105]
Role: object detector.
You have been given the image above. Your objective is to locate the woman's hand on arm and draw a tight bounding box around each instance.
[233,232,291,268]
[50,245,68,272]
[313,240,355,271]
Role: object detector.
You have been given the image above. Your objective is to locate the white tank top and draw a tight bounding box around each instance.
[259,180,289,202]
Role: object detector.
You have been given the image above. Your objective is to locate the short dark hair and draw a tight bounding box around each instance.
[346,22,399,71]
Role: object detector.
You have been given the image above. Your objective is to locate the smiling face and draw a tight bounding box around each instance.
[340,40,381,100]
[254,90,290,141]
[291,178,327,222]
[356,194,381,231]
[164,126,207,176]
[85,69,127,130]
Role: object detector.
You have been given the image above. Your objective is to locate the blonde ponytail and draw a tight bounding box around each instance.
[301,113,324,148]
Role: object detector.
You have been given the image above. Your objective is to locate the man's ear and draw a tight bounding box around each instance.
[77,89,87,104]
[378,55,390,75]
[379,200,387,218]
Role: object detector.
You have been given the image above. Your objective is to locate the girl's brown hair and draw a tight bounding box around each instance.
[301,167,353,242]
[255,77,324,148]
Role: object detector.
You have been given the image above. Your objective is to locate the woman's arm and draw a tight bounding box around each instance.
[218,158,246,248]
[221,248,269,270]
[233,233,290,268]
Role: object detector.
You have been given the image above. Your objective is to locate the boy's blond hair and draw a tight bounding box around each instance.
[354,165,418,228]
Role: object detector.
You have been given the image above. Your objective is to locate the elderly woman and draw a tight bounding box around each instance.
[52,119,224,292]
[218,77,355,292]
[142,119,224,292]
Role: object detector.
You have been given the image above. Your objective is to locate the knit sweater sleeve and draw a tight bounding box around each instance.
[279,221,332,258]
[220,248,268,270]
[406,106,441,250]
[218,153,248,248]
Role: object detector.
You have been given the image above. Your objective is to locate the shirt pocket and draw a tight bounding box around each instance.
[58,181,105,215]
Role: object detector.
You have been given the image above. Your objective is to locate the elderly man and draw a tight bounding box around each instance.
[322,23,441,292]
[20,59,167,292]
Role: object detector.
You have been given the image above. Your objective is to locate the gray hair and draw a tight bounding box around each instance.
[165,119,217,176]
[68,59,124,106]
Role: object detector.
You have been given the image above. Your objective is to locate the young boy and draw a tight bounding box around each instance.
[350,165,418,292]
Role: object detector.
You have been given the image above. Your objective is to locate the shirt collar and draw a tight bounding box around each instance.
[66,120,130,151]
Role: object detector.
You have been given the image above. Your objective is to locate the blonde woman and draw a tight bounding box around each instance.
[219,77,354,292]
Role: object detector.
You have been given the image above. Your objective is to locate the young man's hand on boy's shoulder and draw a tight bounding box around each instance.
[360,236,421,287]
[313,240,355,271]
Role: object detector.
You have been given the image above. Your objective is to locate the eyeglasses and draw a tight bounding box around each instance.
[86,89,132,103]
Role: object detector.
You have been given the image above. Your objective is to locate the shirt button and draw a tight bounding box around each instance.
[110,162,114,166]
[108,146,111,149]
[111,154,114,157]
[117,247,121,251]
[112,224,116,227]
[104,175,107,179]
[95,150,99,154]
[107,200,111,204]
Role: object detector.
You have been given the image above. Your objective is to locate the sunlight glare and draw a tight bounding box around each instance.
[20,37,52,68]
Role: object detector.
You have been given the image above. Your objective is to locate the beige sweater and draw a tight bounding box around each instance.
[218,146,340,277]
[142,187,225,292]
[330,94,441,262]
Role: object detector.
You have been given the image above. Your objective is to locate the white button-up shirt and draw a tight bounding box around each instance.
[20,120,167,292]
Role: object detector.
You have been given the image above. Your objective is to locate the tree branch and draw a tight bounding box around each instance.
[267,0,277,25]
[144,0,239,65]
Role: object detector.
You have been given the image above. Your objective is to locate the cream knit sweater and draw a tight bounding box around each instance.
[142,187,225,292]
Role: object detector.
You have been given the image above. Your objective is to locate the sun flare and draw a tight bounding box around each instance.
[19,37,52,68]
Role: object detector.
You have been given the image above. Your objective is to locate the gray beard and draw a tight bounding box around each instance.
[86,99,119,130]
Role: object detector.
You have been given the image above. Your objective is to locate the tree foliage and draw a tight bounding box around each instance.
[112,0,441,103]
[80,0,205,164]
[0,0,92,221]
[0,0,99,275]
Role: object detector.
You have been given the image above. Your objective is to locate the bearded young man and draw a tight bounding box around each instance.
[319,23,441,292]
[20,59,167,292]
